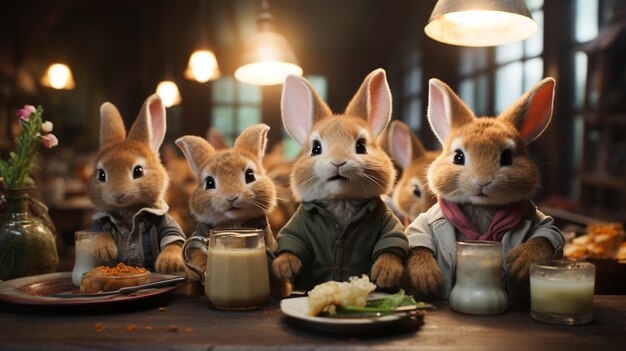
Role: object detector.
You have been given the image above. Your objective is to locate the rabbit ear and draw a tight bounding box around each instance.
[128,94,166,152]
[281,74,331,145]
[175,135,215,175]
[389,120,427,169]
[99,102,126,146]
[234,124,270,161]
[501,78,555,144]
[345,68,392,137]
[206,127,228,150]
[427,78,474,143]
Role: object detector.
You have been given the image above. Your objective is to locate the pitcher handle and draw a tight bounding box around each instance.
[182,236,209,281]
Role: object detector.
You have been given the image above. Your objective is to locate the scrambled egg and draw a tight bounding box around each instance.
[307,275,376,316]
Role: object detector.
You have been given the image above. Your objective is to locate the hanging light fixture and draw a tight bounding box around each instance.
[185,50,220,83]
[41,63,75,90]
[424,0,538,47]
[156,80,182,108]
[185,0,221,83]
[235,0,303,86]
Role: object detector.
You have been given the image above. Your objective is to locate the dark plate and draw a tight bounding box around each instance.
[0,272,182,307]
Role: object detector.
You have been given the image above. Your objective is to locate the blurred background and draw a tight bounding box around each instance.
[1,0,626,254]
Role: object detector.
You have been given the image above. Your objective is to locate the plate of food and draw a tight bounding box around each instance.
[280,276,432,334]
[0,264,187,308]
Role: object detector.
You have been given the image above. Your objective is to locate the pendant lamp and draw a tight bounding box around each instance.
[185,0,221,83]
[234,0,303,86]
[424,0,538,47]
[41,63,75,90]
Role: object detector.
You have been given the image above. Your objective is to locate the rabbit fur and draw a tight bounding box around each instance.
[387,120,439,222]
[88,94,186,274]
[405,78,565,298]
[273,69,409,291]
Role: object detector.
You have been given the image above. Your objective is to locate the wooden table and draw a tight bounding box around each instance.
[0,283,625,351]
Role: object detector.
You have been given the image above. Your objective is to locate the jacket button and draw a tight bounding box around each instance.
[335,240,344,248]
[333,266,342,274]
[130,243,137,251]
[335,224,341,230]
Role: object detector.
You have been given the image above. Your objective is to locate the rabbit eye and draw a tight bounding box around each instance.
[453,149,465,165]
[97,169,106,183]
[500,149,513,166]
[205,176,216,190]
[355,138,367,154]
[133,165,144,179]
[245,169,256,183]
[311,140,322,156]
[413,185,422,198]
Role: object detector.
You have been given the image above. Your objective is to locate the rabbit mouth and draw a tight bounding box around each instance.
[328,175,348,182]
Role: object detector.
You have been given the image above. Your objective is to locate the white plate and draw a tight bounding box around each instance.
[280,293,423,334]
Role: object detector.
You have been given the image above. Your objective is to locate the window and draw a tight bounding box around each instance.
[402,50,422,130]
[457,0,544,115]
[211,77,262,146]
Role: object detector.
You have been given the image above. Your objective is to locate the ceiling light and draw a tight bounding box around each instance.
[235,0,303,85]
[424,0,538,47]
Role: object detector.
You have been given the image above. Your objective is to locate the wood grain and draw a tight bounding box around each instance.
[0,282,625,350]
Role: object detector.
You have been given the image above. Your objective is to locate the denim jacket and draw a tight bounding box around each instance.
[91,201,185,271]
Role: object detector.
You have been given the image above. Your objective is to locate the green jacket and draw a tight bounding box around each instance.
[276,198,408,291]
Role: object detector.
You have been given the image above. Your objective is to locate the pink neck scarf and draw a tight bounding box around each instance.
[438,197,528,242]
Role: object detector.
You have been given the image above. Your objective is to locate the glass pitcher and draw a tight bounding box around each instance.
[449,240,508,315]
[183,228,270,310]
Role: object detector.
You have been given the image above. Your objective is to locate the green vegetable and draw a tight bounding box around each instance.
[335,290,436,315]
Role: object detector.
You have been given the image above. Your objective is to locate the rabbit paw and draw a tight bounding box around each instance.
[506,237,554,281]
[270,276,293,298]
[371,252,404,288]
[405,247,443,297]
[155,244,185,274]
[272,252,302,280]
[93,233,117,263]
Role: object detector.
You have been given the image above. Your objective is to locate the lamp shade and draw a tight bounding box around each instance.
[185,50,221,83]
[235,1,303,86]
[424,0,538,47]
[156,81,182,107]
[41,63,75,90]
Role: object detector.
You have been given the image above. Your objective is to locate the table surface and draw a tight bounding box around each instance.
[1,282,625,351]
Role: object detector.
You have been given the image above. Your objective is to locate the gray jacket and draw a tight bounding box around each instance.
[406,202,564,299]
[92,201,185,271]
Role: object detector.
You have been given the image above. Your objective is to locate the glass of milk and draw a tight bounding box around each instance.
[71,230,103,286]
[449,240,508,315]
[530,260,595,325]
[182,228,270,310]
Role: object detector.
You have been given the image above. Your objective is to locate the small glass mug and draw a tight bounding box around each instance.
[449,240,508,315]
[530,260,596,325]
[182,228,270,310]
[71,230,104,286]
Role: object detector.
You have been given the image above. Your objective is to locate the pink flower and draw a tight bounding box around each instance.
[41,133,58,149]
[17,105,36,122]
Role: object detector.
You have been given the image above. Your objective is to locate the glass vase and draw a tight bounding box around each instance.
[0,187,59,280]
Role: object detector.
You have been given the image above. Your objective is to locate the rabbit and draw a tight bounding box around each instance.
[162,144,198,235]
[405,77,565,299]
[87,94,186,274]
[176,124,290,296]
[263,142,299,238]
[386,120,439,223]
[162,127,227,235]
[272,69,409,292]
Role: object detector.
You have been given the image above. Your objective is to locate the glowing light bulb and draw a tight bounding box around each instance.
[185,50,220,83]
[42,63,75,90]
[156,81,182,107]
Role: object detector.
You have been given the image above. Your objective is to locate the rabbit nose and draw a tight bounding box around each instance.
[114,193,126,200]
[331,161,347,168]
[224,196,239,203]
[473,179,493,187]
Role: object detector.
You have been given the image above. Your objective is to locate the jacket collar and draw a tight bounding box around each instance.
[302,198,379,225]
[92,200,169,233]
